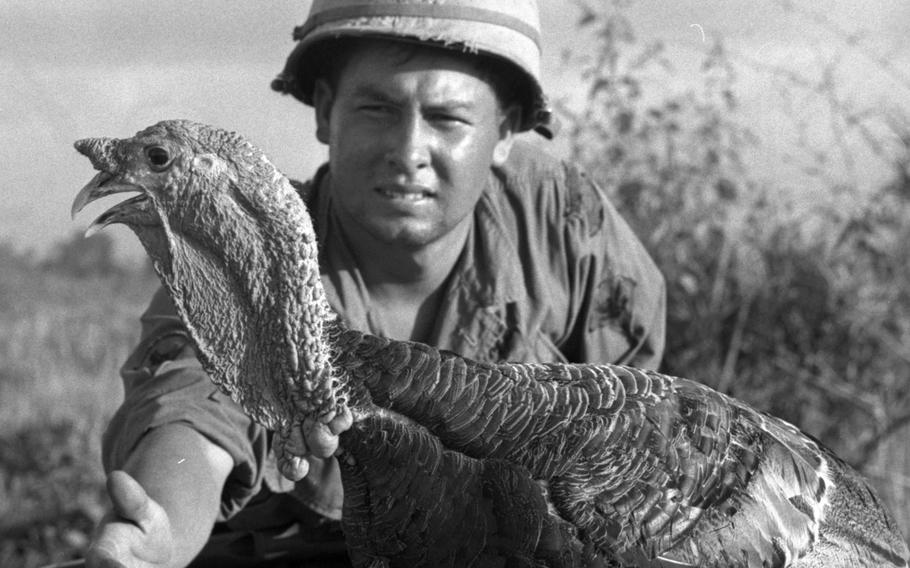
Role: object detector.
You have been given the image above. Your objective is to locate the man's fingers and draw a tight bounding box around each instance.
[88,472,174,568]
[277,454,310,481]
[106,470,151,528]
[303,416,339,458]
[328,405,353,435]
[86,543,130,568]
[276,430,311,481]
[274,411,352,482]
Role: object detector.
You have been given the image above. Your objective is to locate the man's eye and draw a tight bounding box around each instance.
[361,105,392,115]
[431,113,468,126]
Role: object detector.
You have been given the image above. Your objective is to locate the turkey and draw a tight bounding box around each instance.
[72,120,909,567]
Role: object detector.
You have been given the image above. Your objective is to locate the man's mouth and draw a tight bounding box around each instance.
[374,183,434,202]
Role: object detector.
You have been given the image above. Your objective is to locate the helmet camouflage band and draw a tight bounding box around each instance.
[271,0,554,138]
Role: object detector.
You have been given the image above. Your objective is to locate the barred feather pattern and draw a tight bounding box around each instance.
[328,323,909,567]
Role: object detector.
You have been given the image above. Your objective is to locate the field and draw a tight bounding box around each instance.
[0,249,158,567]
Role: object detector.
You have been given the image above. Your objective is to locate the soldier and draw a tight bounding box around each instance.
[87,2,665,566]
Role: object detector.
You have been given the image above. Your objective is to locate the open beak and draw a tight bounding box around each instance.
[71,138,154,236]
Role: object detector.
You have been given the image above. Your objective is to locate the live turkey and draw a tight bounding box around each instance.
[72,120,910,567]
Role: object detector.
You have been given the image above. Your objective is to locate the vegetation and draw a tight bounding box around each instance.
[561,0,910,540]
[0,232,158,567]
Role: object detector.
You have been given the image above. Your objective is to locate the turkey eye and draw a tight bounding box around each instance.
[146,146,171,169]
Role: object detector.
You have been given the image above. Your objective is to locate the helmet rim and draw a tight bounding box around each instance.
[271,1,553,137]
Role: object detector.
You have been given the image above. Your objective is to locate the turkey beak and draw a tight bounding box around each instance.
[72,137,152,236]
[71,170,115,219]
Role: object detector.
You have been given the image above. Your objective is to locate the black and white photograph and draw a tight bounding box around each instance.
[2,1,909,566]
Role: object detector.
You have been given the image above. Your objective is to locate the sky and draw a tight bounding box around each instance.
[2,1,909,262]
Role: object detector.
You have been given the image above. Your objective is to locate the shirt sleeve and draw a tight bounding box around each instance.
[558,160,667,370]
[101,285,270,521]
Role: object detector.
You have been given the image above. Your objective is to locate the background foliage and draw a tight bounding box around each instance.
[2,1,909,566]
[0,232,157,567]
[561,0,910,540]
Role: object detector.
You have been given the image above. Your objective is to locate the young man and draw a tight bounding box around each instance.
[87,2,666,567]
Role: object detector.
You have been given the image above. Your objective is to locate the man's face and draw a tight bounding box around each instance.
[313,42,517,249]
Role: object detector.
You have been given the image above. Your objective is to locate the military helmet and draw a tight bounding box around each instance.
[271,0,553,137]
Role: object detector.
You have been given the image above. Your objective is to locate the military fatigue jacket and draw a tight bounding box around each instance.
[102,139,666,527]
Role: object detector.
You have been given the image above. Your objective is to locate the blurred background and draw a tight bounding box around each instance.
[2,1,909,565]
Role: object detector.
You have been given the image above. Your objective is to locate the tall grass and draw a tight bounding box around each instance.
[0,242,158,567]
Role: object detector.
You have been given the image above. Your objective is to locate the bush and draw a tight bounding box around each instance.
[41,231,125,279]
[561,0,910,537]
[0,238,158,567]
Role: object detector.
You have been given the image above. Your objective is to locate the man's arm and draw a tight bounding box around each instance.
[88,424,232,568]
[90,285,268,567]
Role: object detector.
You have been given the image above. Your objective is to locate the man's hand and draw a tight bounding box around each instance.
[87,471,174,568]
[276,406,354,481]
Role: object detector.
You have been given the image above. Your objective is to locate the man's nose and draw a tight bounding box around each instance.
[386,113,431,175]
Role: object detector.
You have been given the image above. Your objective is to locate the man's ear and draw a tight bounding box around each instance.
[491,104,522,167]
[312,79,334,145]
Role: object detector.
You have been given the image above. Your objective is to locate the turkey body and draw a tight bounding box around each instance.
[71,120,910,568]
[328,323,908,568]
